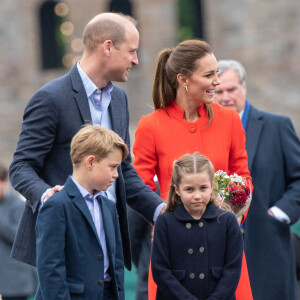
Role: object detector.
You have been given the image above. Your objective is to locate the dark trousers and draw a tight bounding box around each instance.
[103,281,115,299]
[127,206,152,300]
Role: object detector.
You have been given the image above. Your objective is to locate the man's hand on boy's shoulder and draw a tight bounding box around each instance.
[43,185,64,203]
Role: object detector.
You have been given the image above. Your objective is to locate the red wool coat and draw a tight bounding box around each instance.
[133,101,253,300]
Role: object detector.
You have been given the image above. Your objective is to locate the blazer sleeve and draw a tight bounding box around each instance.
[36,197,71,300]
[273,117,300,223]
[9,90,59,212]
[151,215,198,300]
[112,205,125,300]
[207,214,243,300]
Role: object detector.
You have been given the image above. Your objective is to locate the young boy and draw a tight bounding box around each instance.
[35,125,129,300]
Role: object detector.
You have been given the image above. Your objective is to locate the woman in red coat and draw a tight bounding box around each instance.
[132,39,253,300]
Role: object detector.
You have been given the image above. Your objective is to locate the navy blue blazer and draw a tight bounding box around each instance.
[244,105,300,300]
[9,65,163,268]
[151,203,243,300]
[35,177,124,300]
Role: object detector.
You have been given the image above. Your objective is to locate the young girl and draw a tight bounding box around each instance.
[151,153,243,300]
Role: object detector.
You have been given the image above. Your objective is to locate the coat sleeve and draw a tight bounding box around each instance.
[151,215,198,300]
[228,109,251,179]
[120,100,163,224]
[133,115,158,192]
[229,110,252,222]
[207,214,243,300]
[36,198,71,300]
[9,90,59,212]
[273,117,300,223]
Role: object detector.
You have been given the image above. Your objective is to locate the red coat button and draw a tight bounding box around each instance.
[190,126,196,133]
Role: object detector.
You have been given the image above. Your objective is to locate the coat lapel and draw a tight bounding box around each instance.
[246,106,264,171]
[70,65,92,124]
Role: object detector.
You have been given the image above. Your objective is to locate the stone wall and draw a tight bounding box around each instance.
[1,0,300,168]
[206,0,300,133]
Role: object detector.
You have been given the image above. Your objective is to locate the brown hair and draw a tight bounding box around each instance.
[166,152,218,211]
[0,163,8,181]
[70,125,129,167]
[152,39,214,125]
[83,12,137,52]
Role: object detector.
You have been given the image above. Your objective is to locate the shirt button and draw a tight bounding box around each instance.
[186,223,191,229]
[199,222,204,227]
[189,273,195,279]
[199,247,205,253]
[187,248,194,255]
[199,273,205,279]
[98,280,103,286]
[98,254,103,260]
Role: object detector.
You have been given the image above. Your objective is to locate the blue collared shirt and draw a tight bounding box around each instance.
[71,176,111,281]
[77,62,117,203]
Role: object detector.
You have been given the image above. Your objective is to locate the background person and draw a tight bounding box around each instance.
[9,12,164,271]
[151,153,243,300]
[214,59,300,300]
[133,39,253,300]
[0,163,37,300]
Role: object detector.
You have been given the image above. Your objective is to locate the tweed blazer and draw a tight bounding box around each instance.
[9,65,162,269]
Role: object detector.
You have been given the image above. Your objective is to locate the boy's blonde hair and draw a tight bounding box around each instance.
[70,125,129,166]
[166,152,218,211]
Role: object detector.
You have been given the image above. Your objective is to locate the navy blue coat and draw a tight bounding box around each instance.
[151,203,243,300]
[9,65,163,269]
[244,106,300,300]
[35,177,124,300]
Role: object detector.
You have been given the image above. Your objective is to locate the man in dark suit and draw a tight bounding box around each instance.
[9,12,164,270]
[214,59,300,300]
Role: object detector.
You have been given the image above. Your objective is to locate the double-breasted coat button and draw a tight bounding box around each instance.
[98,254,103,260]
[186,223,192,229]
[199,221,204,227]
[188,248,194,254]
[189,273,195,279]
[98,280,103,285]
[199,247,205,253]
[199,273,205,279]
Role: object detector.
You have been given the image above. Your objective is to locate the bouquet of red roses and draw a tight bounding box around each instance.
[214,170,252,218]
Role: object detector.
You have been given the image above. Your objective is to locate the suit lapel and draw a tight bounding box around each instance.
[246,106,264,171]
[99,198,115,254]
[70,65,92,124]
[109,88,122,135]
[65,177,99,241]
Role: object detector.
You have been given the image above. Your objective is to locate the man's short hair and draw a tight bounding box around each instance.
[70,125,129,166]
[83,13,137,52]
[218,59,247,84]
